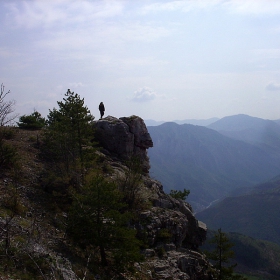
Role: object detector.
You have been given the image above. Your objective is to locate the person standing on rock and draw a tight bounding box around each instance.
[99,102,105,119]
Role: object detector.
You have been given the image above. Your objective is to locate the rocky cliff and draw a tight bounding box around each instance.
[94,115,153,173]
[94,116,215,279]
[0,115,214,280]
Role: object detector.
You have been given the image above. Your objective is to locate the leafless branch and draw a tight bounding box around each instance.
[0,83,18,126]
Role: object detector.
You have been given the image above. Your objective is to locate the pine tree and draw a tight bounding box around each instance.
[205,228,247,280]
[43,89,95,180]
[67,174,143,270]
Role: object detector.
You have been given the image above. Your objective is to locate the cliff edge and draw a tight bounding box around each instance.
[94,115,214,279]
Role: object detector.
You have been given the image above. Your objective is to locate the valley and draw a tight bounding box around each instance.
[147,114,280,212]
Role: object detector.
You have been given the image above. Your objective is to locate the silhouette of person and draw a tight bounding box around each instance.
[99,102,105,119]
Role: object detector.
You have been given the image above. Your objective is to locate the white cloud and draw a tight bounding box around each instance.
[131,87,159,102]
[142,0,221,13]
[120,23,170,42]
[224,0,280,16]
[5,0,124,29]
[69,82,85,88]
[142,0,280,15]
[266,82,280,91]
[35,22,170,55]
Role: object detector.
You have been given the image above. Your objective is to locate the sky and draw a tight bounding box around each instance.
[1,0,280,122]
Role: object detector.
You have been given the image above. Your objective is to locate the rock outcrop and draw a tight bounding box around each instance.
[95,115,215,279]
[94,115,153,173]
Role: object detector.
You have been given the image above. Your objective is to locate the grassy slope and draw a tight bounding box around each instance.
[200,230,280,279]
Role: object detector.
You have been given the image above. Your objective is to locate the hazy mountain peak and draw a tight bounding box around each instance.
[207,114,274,132]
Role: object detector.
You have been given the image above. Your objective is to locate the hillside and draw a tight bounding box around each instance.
[147,122,280,211]
[196,179,280,245]
[0,116,215,280]
[201,230,280,279]
[229,173,280,197]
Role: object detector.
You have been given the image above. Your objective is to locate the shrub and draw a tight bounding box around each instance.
[0,139,18,169]
[17,111,46,130]
[169,188,190,200]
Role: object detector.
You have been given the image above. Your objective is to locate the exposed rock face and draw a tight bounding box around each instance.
[148,184,207,250]
[95,115,214,279]
[145,249,213,280]
[136,178,213,279]
[94,115,153,173]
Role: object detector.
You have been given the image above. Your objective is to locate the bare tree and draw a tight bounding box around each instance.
[0,83,17,126]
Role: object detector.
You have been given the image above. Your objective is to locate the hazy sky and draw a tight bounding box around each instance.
[1,0,280,122]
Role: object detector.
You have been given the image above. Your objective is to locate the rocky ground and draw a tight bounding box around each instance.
[0,117,215,279]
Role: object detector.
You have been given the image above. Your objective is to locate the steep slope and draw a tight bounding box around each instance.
[0,118,215,280]
[196,179,280,245]
[207,114,280,155]
[148,122,280,211]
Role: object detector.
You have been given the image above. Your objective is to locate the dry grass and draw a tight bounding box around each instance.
[2,128,44,180]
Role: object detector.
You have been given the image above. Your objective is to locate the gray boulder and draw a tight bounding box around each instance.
[94,115,153,173]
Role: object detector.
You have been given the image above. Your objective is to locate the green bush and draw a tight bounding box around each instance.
[169,188,190,200]
[17,111,46,130]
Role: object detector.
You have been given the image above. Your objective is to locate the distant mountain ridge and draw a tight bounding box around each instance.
[207,114,280,155]
[145,117,219,126]
[147,119,280,211]
[208,114,273,131]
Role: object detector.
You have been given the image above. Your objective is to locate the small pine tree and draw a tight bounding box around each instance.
[205,228,247,280]
[43,89,95,180]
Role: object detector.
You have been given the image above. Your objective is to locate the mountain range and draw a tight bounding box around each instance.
[147,114,280,212]
[145,117,219,126]
[208,114,280,156]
